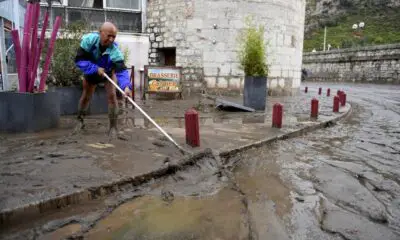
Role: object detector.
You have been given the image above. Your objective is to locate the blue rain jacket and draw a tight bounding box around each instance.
[75,32,131,90]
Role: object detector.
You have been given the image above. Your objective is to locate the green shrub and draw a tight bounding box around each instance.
[43,21,88,87]
[237,16,269,77]
[372,36,384,44]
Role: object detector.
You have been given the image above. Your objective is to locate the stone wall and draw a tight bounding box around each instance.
[146,0,306,95]
[302,44,400,84]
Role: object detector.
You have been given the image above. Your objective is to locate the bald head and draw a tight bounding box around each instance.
[99,22,117,47]
[100,22,117,32]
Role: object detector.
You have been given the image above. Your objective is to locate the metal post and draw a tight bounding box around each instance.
[140,68,144,100]
[0,17,9,91]
[323,26,327,52]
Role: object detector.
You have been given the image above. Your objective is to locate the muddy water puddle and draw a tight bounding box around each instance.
[85,191,247,240]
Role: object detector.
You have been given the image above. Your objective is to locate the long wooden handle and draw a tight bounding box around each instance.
[103,73,190,155]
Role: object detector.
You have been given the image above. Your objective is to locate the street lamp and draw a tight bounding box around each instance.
[323,26,327,51]
[352,22,365,38]
[352,22,366,31]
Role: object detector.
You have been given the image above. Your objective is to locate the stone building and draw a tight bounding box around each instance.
[146,0,307,95]
[2,0,306,95]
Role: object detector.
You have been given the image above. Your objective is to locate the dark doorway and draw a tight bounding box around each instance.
[158,48,176,66]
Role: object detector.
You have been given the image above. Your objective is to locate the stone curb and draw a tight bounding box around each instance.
[219,103,352,159]
[0,103,352,228]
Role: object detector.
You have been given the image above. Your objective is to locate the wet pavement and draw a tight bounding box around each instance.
[0,89,345,220]
[3,83,395,240]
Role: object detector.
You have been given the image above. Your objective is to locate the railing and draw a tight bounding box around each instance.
[39,6,142,32]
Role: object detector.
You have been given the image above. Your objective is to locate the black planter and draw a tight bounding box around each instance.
[243,76,267,111]
[0,91,60,133]
[49,86,108,115]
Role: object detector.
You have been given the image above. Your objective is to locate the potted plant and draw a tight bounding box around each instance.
[238,16,269,111]
[0,3,61,133]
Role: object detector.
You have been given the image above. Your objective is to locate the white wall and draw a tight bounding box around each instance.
[116,33,150,90]
[194,0,306,93]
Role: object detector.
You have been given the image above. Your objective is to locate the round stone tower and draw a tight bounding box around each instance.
[146,0,306,95]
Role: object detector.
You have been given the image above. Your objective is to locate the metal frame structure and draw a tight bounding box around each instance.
[0,17,9,91]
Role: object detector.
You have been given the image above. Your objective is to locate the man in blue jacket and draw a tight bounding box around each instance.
[74,22,132,137]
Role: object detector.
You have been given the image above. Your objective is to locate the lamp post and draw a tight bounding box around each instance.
[323,26,332,52]
[323,26,327,51]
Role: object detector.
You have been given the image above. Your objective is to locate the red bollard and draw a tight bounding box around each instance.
[318,87,322,95]
[327,88,331,97]
[333,96,340,112]
[311,98,319,119]
[341,93,347,106]
[272,103,283,128]
[129,66,135,109]
[185,108,200,147]
[305,86,308,93]
[337,91,345,106]
[130,66,135,101]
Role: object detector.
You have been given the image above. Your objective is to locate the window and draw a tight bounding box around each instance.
[53,7,66,21]
[39,0,142,32]
[104,0,140,10]
[19,0,27,7]
[40,0,63,6]
[68,0,103,9]
[106,11,141,32]
[68,8,105,30]
[4,31,17,74]
[40,0,140,10]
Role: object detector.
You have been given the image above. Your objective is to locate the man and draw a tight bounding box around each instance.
[74,22,132,137]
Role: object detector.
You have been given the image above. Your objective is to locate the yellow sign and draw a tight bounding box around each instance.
[146,67,181,92]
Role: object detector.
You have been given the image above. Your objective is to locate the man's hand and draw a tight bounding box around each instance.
[124,87,132,98]
[97,67,105,77]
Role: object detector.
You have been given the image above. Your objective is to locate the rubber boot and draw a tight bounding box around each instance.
[118,99,124,115]
[72,105,88,135]
[108,106,119,140]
